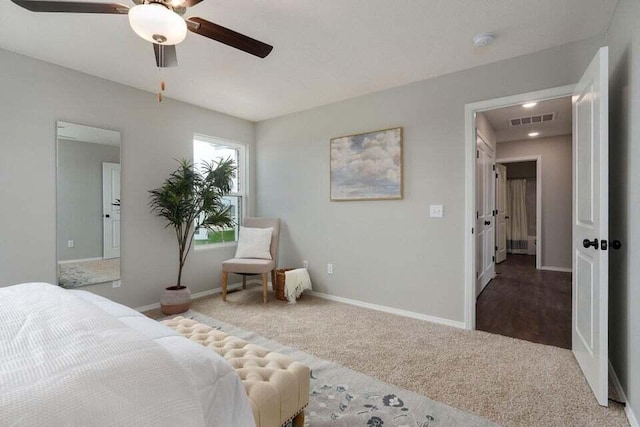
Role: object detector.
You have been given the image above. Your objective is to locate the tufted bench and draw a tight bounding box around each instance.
[162,317,309,427]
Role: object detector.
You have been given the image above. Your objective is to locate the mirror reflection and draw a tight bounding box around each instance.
[56,122,121,288]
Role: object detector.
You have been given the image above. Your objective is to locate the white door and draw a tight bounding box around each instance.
[102,162,121,259]
[572,46,609,406]
[495,164,507,264]
[476,134,495,296]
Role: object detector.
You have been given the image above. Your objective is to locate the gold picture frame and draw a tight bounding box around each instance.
[330,127,403,201]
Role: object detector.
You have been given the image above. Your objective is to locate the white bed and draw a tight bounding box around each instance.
[0,282,254,427]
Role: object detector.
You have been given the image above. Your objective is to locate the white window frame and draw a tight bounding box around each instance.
[193,133,248,250]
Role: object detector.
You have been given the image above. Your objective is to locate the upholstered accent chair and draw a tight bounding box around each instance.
[221,217,280,303]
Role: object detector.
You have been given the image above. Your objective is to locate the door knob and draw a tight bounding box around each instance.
[610,240,622,250]
[583,238,599,250]
[484,220,491,225]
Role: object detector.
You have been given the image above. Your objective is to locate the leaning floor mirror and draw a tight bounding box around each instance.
[56,121,121,288]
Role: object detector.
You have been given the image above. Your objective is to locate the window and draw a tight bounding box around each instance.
[193,134,246,246]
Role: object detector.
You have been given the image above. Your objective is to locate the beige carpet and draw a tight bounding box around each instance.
[146,287,628,427]
[58,258,120,288]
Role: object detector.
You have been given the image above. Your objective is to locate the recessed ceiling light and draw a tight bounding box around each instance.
[523,102,538,108]
[528,132,540,137]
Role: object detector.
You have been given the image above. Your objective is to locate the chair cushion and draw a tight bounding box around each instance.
[235,226,273,260]
[222,258,275,274]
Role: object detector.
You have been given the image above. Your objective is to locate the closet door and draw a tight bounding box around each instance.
[476,134,495,296]
[495,164,507,263]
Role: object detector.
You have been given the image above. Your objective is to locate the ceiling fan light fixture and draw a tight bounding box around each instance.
[128,3,187,45]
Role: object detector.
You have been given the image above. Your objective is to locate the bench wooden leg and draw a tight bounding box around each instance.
[242,275,247,289]
[292,411,305,427]
[221,271,229,301]
[262,273,268,303]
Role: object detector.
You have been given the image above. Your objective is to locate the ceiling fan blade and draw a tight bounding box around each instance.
[186,17,273,58]
[153,44,178,68]
[10,0,129,13]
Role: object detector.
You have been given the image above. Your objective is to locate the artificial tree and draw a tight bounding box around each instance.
[149,158,236,291]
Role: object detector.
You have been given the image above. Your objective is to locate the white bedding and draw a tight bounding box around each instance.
[0,283,254,427]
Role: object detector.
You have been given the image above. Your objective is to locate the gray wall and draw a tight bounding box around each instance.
[57,139,120,261]
[0,48,255,308]
[255,36,603,322]
[606,0,640,419]
[505,161,537,237]
[505,161,536,179]
[498,136,572,269]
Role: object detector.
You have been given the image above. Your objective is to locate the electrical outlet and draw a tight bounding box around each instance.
[303,260,309,268]
[327,263,334,275]
[67,240,74,248]
[429,205,444,218]
[112,280,121,288]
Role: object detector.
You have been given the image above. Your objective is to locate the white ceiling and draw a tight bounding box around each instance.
[484,97,573,143]
[57,121,121,146]
[0,0,617,121]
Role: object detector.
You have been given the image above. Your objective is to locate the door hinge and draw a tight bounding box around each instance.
[471,227,474,234]
[476,150,479,159]
[496,173,499,179]
[495,246,498,252]
[476,211,479,219]
[492,164,496,171]
[492,255,495,262]
[601,239,608,250]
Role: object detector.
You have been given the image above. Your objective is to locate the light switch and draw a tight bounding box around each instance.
[429,205,444,218]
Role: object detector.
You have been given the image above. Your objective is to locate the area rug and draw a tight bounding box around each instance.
[58,259,120,288]
[170,310,497,427]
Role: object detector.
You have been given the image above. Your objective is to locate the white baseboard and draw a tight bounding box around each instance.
[137,280,465,329]
[609,360,639,427]
[309,291,465,329]
[135,281,244,313]
[58,257,104,264]
[540,266,572,273]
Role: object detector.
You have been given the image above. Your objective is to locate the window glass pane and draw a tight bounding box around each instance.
[193,196,241,245]
[193,139,239,193]
[193,136,243,246]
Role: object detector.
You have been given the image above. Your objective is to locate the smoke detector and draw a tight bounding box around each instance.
[473,33,495,48]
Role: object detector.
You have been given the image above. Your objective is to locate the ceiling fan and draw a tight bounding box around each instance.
[10,0,273,68]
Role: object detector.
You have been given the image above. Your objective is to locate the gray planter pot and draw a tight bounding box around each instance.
[160,286,192,315]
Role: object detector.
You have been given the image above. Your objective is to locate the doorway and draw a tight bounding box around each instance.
[477,148,573,348]
[464,43,610,409]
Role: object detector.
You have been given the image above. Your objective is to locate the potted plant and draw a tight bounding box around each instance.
[149,158,236,315]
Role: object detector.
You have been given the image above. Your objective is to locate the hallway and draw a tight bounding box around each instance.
[476,255,572,349]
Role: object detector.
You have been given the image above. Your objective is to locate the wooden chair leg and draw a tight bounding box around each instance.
[242,275,247,289]
[292,411,305,427]
[221,271,229,301]
[262,273,268,303]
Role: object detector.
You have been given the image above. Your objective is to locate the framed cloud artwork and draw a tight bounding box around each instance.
[330,127,403,201]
